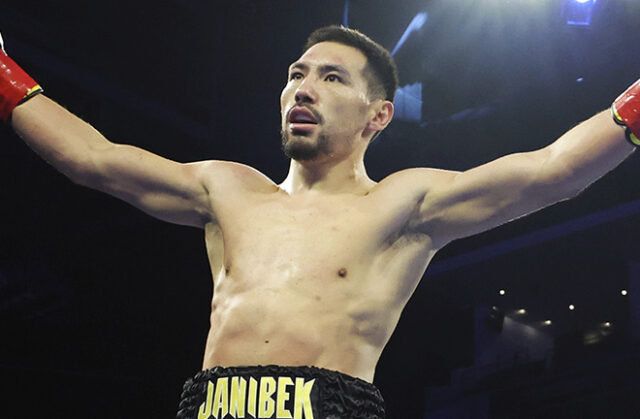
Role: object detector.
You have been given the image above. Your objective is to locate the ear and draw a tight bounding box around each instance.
[366,100,394,133]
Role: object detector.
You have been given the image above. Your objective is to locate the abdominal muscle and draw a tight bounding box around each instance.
[198,188,433,383]
[201,271,398,383]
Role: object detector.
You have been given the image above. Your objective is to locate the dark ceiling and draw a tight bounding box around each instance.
[1,0,640,417]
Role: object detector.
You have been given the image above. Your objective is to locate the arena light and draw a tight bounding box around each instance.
[394,82,422,122]
[563,0,597,26]
[391,12,428,57]
[342,0,350,27]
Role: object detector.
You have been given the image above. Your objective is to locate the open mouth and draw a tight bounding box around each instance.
[288,107,319,127]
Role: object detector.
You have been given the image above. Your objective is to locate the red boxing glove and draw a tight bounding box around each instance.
[0,33,43,122]
[612,78,640,147]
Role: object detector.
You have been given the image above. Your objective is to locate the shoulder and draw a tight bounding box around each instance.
[359,167,460,231]
[371,167,459,199]
[190,160,279,194]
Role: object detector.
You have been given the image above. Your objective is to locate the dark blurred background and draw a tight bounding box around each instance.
[1,0,640,417]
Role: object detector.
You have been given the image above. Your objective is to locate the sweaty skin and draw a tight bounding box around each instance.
[201,166,437,383]
[10,41,634,385]
[201,42,432,382]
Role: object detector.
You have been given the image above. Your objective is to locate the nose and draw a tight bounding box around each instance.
[294,78,317,104]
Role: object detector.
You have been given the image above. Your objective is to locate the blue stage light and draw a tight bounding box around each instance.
[391,12,428,57]
[394,82,422,122]
[563,0,597,26]
[343,0,350,27]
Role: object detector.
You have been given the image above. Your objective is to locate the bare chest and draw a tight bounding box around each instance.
[204,190,435,306]
[218,196,385,274]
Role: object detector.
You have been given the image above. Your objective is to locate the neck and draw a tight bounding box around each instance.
[280,154,374,195]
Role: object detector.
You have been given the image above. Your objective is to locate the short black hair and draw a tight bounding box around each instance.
[304,25,399,103]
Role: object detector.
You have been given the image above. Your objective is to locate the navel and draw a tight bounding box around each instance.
[338,268,348,278]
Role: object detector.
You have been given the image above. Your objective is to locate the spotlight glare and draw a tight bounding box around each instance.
[499,289,506,296]
[391,12,428,56]
[563,0,597,26]
[516,309,526,315]
[569,304,575,311]
[621,290,628,296]
[394,83,422,122]
[544,320,552,325]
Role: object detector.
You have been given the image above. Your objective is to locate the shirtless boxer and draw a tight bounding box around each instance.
[2,26,639,418]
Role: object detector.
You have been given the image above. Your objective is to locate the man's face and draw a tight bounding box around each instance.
[280,42,374,162]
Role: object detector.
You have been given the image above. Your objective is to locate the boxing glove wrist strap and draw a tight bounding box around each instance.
[612,78,640,147]
[0,48,43,123]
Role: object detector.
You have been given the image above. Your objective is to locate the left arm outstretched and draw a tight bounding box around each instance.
[410,109,635,248]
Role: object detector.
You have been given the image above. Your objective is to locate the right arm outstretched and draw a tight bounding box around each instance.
[1,32,216,228]
[11,95,215,228]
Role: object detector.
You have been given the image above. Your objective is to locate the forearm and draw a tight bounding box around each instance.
[1,34,113,183]
[0,36,214,227]
[11,94,113,182]
[544,110,635,198]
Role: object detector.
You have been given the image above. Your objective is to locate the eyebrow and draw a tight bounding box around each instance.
[288,62,352,79]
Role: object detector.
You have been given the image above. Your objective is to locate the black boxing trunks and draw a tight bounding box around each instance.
[176,365,386,419]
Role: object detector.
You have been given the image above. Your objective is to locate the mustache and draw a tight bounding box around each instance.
[286,106,324,124]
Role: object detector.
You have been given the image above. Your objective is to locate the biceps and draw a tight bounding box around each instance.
[420,149,559,243]
[80,144,212,227]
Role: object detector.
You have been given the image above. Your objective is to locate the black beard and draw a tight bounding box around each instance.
[281,129,331,161]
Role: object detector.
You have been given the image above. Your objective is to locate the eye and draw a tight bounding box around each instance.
[325,74,342,83]
[289,72,303,81]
